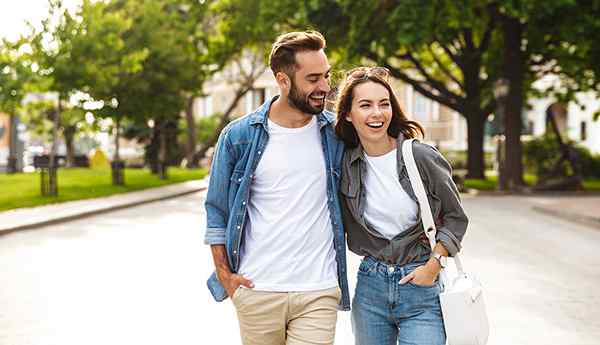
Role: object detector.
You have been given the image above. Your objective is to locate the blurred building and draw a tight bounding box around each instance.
[0,112,25,172]
[0,113,10,170]
[525,75,600,153]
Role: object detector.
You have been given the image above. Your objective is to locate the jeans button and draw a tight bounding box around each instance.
[388,266,395,273]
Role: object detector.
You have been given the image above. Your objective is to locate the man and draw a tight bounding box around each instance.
[204,31,350,345]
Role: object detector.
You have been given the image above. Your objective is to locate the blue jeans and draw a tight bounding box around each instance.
[351,256,446,345]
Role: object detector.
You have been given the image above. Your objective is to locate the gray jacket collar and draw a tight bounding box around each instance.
[347,133,408,173]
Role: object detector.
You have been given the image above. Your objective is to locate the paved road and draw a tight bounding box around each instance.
[0,192,599,345]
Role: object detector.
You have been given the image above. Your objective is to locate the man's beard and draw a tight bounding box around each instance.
[288,80,325,115]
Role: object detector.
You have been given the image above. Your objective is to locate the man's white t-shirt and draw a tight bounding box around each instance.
[363,148,419,240]
[237,116,338,292]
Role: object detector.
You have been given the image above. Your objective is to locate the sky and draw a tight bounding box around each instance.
[0,0,81,41]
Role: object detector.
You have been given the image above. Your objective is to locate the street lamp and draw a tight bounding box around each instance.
[493,79,509,191]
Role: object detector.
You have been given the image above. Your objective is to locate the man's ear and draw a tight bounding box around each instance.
[275,72,290,90]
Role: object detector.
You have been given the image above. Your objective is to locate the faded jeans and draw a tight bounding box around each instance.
[351,256,446,345]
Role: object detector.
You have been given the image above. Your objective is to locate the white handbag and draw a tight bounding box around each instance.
[402,138,490,345]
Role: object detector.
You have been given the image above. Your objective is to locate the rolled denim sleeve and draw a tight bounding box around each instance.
[414,143,468,257]
[204,129,235,245]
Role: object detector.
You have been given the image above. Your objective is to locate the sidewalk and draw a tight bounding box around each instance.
[0,179,208,236]
[527,195,600,229]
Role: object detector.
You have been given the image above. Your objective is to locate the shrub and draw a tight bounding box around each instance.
[523,134,600,179]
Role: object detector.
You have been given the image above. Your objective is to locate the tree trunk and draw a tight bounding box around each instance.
[501,15,525,189]
[45,96,61,196]
[147,122,160,174]
[158,120,167,180]
[462,60,487,180]
[6,114,18,173]
[465,113,486,179]
[63,125,76,168]
[184,96,198,168]
[114,117,121,162]
[112,117,124,185]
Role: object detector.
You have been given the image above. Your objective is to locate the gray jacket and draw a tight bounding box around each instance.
[340,134,468,265]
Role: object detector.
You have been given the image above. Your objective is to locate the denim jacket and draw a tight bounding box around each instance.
[204,96,350,311]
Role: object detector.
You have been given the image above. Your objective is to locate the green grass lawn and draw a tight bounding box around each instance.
[583,179,600,190]
[464,173,600,191]
[0,167,207,212]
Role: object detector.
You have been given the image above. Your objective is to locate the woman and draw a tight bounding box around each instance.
[335,67,468,345]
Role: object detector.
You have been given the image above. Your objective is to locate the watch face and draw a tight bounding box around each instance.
[434,253,446,268]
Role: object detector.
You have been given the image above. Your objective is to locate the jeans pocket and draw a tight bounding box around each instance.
[407,280,438,288]
[357,259,376,276]
[404,263,438,288]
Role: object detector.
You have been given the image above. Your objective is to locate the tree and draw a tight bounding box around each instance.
[302,0,599,188]
[30,0,96,194]
[68,0,146,184]
[94,0,209,179]
[175,0,217,168]
[488,0,600,189]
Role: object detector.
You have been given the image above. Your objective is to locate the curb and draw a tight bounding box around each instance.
[464,189,600,197]
[532,206,600,230]
[0,183,207,237]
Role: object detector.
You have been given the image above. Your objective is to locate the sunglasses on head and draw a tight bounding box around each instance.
[345,66,390,82]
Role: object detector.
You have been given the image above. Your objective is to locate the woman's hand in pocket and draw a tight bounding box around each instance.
[399,260,440,286]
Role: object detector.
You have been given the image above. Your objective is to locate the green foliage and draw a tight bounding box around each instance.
[196,112,225,144]
[0,38,37,117]
[464,173,539,190]
[523,134,600,179]
[18,99,56,141]
[523,134,564,177]
[575,145,600,179]
[210,0,307,64]
[441,150,494,171]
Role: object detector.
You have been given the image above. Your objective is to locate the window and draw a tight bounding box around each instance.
[412,93,431,121]
[246,88,266,113]
[196,96,213,118]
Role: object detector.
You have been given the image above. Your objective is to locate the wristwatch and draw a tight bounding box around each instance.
[432,252,446,269]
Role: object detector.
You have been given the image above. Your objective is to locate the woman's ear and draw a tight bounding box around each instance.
[345,115,352,122]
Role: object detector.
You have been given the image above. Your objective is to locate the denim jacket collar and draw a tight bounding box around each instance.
[248,95,335,130]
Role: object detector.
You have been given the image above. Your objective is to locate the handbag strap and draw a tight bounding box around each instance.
[401,138,465,278]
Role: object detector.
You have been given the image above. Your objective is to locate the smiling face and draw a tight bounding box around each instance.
[284,49,331,114]
[345,81,393,147]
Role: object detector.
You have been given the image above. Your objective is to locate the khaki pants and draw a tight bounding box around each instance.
[231,286,341,345]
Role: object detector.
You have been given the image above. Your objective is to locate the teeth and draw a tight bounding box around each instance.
[367,122,383,128]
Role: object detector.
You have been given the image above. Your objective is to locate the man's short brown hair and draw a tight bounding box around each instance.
[269,31,326,77]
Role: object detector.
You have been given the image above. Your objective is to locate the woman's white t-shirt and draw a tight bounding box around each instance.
[363,148,419,240]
